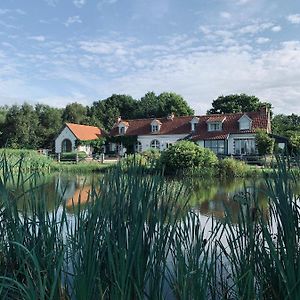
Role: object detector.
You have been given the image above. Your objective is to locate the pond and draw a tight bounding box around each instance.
[20,172,270,221]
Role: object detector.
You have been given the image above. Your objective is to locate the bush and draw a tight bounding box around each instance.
[218,157,251,178]
[255,129,275,156]
[60,151,87,160]
[160,141,218,175]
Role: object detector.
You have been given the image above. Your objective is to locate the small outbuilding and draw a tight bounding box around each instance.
[55,123,104,156]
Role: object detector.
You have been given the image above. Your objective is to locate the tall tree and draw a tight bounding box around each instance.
[1,103,40,149]
[207,94,271,114]
[35,104,63,148]
[136,92,194,118]
[62,102,89,124]
[89,94,138,130]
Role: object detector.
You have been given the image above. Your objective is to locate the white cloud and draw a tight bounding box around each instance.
[271,26,281,32]
[256,37,270,44]
[73,0,86,8]
[28,35,46,42]
[64,16,82,27]
[220,11,231,19]
[287,14,300,24]
[239,22,273,34]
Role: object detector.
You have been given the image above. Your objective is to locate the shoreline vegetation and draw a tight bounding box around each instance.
[0,155,299,298]
[0,147,297,178]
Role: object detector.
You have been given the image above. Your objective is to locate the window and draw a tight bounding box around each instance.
[135,141,142,152]
[152,125,159,132]
[191,123,196,131]
[166,142,172,149]
[119,126,125,134]
[208,122,222,132]
[204,140,225,154]
[62,139,72,152]
[234,139,256,155]
[150,139,160,149]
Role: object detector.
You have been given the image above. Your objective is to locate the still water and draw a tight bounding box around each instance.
[22,173,270,221]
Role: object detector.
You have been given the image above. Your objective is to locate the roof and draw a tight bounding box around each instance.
[110,116,194,136]
[191,111,269,141]
[110,110,270,140]
[206,116,226,123]
[66,123,103,141]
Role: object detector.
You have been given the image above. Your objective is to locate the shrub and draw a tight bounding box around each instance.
[255,129,275,156]
[160,141,218,175]
[60,151,87,160]
[218,157,251,178]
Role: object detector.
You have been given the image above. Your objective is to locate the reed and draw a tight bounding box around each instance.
[0,155,299,299]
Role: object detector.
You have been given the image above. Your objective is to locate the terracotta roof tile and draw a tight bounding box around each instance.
[192,111,269,140]
[110,111,270,140]
[206,116,226,122]
[111,116,194,136]
[66,123,103,141]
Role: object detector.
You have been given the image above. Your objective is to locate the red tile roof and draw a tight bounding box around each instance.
[191,111,269,141]
[206,116,226,122]
[110,116,194,136]
[66,123,103,141]
[110,110,270,140]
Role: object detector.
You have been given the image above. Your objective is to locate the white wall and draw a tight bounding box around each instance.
[137,134,187,151]
[55,127,77,153]
[78,144,93,156]
[227,133,256,154]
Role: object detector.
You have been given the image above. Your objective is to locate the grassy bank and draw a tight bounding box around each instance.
[0,149,115,173]
[0,156,299,298]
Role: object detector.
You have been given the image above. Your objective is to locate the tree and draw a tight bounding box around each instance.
[35,104,63,148]
[62,102,89,124]
[89,94,138,130]
[1,103,40,149]
[136,92,194,118]
[255,129,274,156]
[272,114,300,136]
[207,94,271,114]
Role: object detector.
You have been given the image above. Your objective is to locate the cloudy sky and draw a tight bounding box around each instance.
[0,0,300,114]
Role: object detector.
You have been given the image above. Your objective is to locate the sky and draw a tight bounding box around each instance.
[0,0,300,115]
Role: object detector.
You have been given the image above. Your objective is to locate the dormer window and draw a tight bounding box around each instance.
[119,126,125,134]
[208,122,222,131]
[118,121,129,135]
[206,116,226,132]
[190,117,199,132]
[152,125,159,132]
[151,119,162,133]
[238,114,252,131]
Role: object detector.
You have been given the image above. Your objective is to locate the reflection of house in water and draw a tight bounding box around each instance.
[55,175,92,208]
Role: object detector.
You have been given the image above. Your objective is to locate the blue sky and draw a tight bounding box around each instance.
[0,0,300,114]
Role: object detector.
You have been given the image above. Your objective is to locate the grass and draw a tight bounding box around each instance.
[0,154,299,299]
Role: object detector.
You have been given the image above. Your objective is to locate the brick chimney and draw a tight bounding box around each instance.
[259,105,272,133]
[167,112,175,121]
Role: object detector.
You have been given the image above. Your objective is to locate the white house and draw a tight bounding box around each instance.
[55,123,105,155]
[109,107,271,156]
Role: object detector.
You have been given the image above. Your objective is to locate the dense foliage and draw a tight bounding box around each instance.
[255,129,275,156]
[0,92,193,150]
[160,141,218,175]
[207,93,271,114]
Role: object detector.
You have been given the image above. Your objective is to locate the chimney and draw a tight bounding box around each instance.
[117,116,122,123]
[167,112,175,121]
[259,105,268,116]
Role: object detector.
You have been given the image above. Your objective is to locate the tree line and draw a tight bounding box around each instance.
[0,92,298,152]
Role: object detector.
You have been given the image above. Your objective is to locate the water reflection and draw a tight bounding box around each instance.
[189,179,269,223]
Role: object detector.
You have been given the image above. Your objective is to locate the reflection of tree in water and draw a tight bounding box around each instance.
[190,179,269,223]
